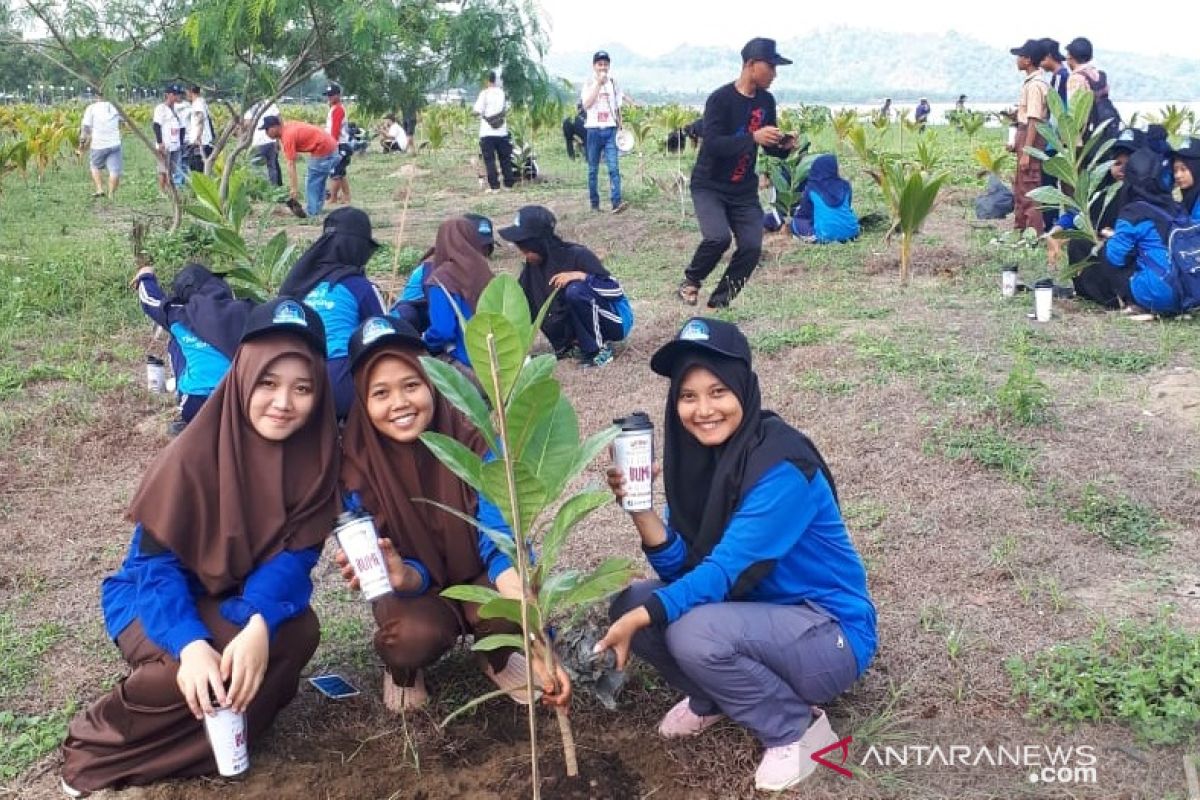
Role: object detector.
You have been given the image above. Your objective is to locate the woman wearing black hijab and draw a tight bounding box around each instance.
[593,317,876,793]
[1084,147,1188,315]
[279,206,385,416]
[1172,138,1200,222]
[498,205,633,367]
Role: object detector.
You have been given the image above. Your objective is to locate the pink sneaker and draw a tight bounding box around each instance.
[483,652,533,705]
[754,708,839,792]
[657,697,724,738]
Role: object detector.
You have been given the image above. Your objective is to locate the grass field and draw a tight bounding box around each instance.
[1,117,1199,799]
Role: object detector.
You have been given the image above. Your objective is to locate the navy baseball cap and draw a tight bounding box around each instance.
[322,82,342,96]
[650,317,752,377]
[241,297,326,356]
[1039,38,1065,62]
[463,213,495,255]
[593,50,611,64]
[740,38,792,66]
[348,316,426,374]
[1010,39,1047,61]
[498,205,557,244]
[1172,137,1200,160]
[1111,128,1145,155]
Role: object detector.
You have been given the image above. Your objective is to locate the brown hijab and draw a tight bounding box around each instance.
[340,344,487,589]
[425,217,494,311]
[127,333,340,595]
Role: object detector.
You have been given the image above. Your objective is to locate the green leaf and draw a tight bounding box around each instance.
[550,425,620,499]
[441,583,502,605]
[538,569,583,617]
[518,397,580,493]
[478,597,540,629]
[1027,186,1080,212]
[537,490,611,579]
[504,377,560,463]
[420,356,497,447]
[508,353,557,403]
[556,557,638,612]
[465,312,525,409]
[415,497,518,563]
[212,228,252,262]
[474,274,533,352]
[1040,154,1076,187]
[481,457,548,537]
[472,633,527,652]
[418,431,485,494]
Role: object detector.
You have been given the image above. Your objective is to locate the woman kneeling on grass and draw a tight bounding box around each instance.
[594,317,876,793]
[61,298,339,796]
[336,316,568,711]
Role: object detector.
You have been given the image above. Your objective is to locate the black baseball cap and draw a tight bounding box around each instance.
[463,213,495,255]
[164,83,183,95]
[324,207,381,249]
[261,115,282,130]
[740,38,792,66]
[241,297,326,355]
[348,315,426,374]
[593,50,611,64]
[1010,39,1047,61]
[1172,137,1200,160]
[1039,38,1065,62]
[1111,127,1145,155]
[498,205,557,244]
[322,82,342,96]
[650,317,752,377]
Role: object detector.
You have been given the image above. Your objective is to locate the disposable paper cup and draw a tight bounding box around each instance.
[335,518,392,601]
[1034,287,1053,322]
[1001,270,1018,298]
[203,708,249,778]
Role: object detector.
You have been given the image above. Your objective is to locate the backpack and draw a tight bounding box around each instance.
[1129,202,1200,312]
[1083,71,1121,143]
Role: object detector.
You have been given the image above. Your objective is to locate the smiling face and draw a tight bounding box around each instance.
[1174,159,1195,192]
[247,354,316,441]
[676,366,744,447]
[365,355,435,443]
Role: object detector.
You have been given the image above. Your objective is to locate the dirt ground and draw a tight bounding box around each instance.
[3,140,1200,800]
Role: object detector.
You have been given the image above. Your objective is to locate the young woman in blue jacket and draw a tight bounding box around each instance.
[790,154,859,243]
[61,298,339,795]
[279,207,385,417]
[594,317,876,794]
[1172,139,1200,222]
[419,216,495,367]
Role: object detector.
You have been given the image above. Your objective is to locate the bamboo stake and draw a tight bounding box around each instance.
[387,166,416,307]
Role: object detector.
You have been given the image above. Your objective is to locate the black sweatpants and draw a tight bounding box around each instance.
[480,135,516,189]
[684,186,764,307]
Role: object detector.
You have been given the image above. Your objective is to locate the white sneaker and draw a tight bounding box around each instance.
[656,697,724,738]
[484,652,533,705]
[60,778,88,798]
[754,708,839,792]
[382,669,428,712]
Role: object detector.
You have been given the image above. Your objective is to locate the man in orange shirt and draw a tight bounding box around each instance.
[263,116,340,217]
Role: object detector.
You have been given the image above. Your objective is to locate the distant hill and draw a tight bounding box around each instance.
[543,28,1200,103]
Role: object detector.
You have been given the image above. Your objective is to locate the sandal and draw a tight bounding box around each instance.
[677,281,700,306]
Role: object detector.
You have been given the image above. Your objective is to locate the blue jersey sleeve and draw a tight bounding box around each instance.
[423,287,461,354]
[133,528,211,659]
[1104,219,1146,268]
[643,528,688,582]
[645,463,821,626]
[220,546,322,636]
[476,493,516,582]
[343,274,385,319]
[136,274,170,328]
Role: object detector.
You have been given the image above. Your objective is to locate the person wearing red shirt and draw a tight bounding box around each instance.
[264,116,340,217]
[325,83,352,205]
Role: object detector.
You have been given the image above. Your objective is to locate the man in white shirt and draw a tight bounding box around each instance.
[185,85,214,173]
[80,98,122,198]
[243,99,282,185]
[472,71,516,192]
[581,50,630,213]
[152,84,185,192]
[381,113,408,153]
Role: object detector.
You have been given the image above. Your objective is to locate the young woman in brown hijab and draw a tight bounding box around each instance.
[420,215,495,367]
[337,315,568,711]
[61,298,339,796]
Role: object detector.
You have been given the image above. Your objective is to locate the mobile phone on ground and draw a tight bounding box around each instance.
[308,674,360,699]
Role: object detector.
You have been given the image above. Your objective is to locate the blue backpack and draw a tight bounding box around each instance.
[1132,202,1200,312]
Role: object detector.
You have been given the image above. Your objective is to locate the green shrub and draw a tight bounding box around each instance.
[995,355,1051,425]
[1065,484,1169,553]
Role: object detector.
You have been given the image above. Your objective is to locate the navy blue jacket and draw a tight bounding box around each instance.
[136,274,232,399]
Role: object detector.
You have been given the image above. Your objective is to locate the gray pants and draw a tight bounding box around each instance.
[611,580,859,746]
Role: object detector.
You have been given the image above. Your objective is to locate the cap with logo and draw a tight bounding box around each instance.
[593,50,611,64]
[1172,137,1200,160]
[164,83,184,96]
[322,82,342,97]
[241,297,327,355]
[649,317,753,377]
[463,213,495,255]
[1111,127,1145,155]
[740,38,792,66]
[498,205,557,244]
[348,315,426,373]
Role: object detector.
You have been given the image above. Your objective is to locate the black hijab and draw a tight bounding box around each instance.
[1119,147,1185,241]
[663,350,838,587]
[167,263,255,359]
[278,207,379,300]
[516,234,610,318]
[1178,157,1200,219]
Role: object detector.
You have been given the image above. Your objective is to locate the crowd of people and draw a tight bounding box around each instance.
[59,26,1200,800]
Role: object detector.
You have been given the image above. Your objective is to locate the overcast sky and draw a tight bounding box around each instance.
[535,0,1196,60]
